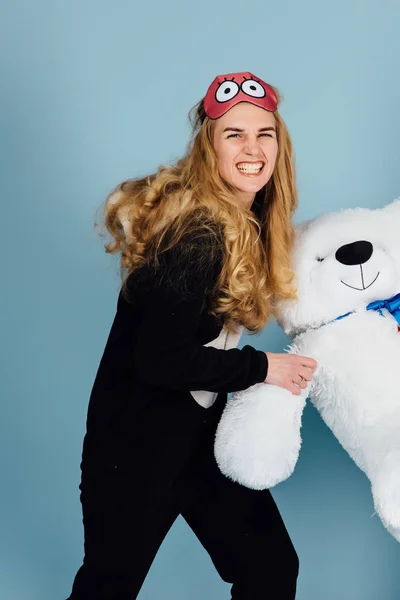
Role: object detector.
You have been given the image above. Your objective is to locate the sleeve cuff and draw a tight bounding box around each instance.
[254,349,268,384]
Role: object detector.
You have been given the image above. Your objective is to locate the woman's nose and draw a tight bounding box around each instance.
[243,137,260,154]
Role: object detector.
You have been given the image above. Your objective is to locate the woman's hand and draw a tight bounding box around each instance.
[264,352,317,395]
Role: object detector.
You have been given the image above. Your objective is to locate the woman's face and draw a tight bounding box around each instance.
[212,102,278,209]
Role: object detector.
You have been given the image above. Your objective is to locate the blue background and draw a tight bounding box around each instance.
[1,0,400,598]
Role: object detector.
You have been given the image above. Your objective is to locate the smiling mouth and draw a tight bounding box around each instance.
[236,161,265,176]
[341,270,380,291]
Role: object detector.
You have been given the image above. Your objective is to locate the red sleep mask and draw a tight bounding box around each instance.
[204,71,278,120]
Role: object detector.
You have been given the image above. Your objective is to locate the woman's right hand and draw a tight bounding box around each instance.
[264,352,318,395]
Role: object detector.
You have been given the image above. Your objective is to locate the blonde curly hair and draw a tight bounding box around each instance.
[97,86,298,334]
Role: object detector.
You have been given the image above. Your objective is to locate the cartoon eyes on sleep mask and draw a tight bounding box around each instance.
[203,71,278,120]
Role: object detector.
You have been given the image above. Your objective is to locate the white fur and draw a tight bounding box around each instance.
[214,198,400,541]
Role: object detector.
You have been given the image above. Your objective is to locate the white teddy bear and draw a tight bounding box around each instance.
[214,199,400,542]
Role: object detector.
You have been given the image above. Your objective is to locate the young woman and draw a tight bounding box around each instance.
[66,71,317,600]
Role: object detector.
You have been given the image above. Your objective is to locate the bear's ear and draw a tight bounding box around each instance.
[294,218,313,241]
[381,198,400,217]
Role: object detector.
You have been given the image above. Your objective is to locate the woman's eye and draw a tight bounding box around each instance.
[316,257,324,262]
[227,133,272,139]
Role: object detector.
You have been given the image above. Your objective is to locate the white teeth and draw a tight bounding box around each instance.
[237,162,264,174]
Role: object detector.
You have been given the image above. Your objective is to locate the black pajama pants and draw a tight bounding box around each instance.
[67,395,299,599]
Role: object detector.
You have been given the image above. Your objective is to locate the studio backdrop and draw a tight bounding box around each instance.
[1,0,400,598]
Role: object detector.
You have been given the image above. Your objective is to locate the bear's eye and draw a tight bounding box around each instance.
[316,257,324,262]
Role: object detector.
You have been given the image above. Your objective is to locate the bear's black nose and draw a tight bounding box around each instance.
[335,240,373,266]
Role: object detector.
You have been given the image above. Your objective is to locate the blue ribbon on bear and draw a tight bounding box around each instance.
[366,292,400,325]
[335,292,400,324]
